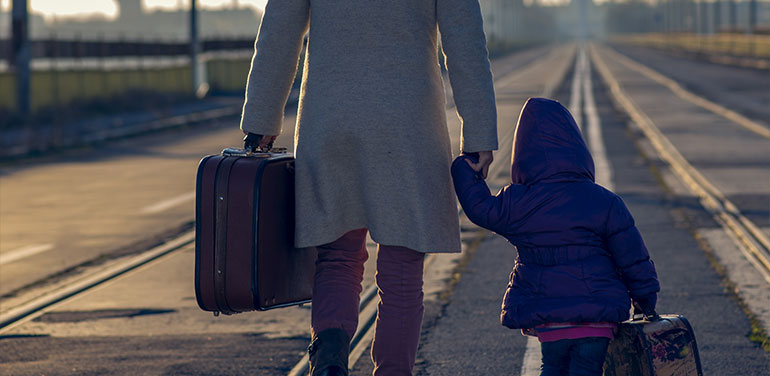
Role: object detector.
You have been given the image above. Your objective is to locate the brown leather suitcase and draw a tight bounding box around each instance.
[195,147,316,315]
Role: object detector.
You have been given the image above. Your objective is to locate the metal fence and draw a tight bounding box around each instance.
[0,39,8,62]
[616,32,770,60]
[0,37,254,62]
[0,37,256,117]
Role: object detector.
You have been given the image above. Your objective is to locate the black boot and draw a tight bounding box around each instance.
[308,328,349,376]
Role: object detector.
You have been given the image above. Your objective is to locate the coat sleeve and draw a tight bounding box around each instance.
[605,196,660,303]
[451,156,510,234]
[437,0,498,153]
[239,0,310,136]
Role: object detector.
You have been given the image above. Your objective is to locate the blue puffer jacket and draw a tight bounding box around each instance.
[452,98,659,329]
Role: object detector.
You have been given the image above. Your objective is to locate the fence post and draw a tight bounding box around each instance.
[728,0,736,31]
[76,32,85,107]
[747,0,756,35]
[99,33,109,99]
[50,32,59,110]
[190,0,204,97]
[11,0,30,116]
[747,0,756,56]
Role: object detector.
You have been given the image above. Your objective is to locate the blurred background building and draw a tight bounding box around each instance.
[0,0,768,130]
[0,0,261,39]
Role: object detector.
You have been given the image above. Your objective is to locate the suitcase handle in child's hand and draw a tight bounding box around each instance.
[632,312,661,322]
[632,305,661,322]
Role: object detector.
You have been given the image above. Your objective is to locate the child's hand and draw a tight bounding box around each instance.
[464,150,493,179]
[632,296,658,319]
[456,153,482,180]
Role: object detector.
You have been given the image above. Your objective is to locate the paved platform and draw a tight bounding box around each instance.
[594,44,769,234]
[611,44,769,123]
[0,45,570,375]
[0,44,554,301]
[593,43,770,334]
[411,45,770,375]
[1,42,769,375]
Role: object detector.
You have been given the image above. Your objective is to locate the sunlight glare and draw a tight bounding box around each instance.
[30,0,118,19]
[2,0,268,18]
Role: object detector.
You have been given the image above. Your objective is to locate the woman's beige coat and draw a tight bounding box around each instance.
[240,0,498,253]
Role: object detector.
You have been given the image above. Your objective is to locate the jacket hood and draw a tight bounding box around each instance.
[510,98,595,185]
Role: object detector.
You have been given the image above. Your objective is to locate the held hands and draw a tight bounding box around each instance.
[463,150,494,179]
[243,132,278,152]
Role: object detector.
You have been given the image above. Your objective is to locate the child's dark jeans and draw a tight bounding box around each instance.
[540,337,610,376]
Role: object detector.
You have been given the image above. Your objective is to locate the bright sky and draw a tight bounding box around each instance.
[1,0,268,19]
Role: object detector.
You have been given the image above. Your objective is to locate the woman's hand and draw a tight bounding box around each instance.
[464,150,493,179]
[243,132,278,152]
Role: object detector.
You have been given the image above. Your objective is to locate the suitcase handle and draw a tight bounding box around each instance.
[222,147,288,157]
[632,306,661,322]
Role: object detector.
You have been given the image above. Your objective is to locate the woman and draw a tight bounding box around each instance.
[240,0,497,374]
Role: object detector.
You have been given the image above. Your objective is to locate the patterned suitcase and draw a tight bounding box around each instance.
[195,147,316,314]
[604,314,703,376]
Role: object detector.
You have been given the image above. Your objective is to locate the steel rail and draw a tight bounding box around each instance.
[590,43,770,285]
[287,280,379,376]
[602,46,770,140]
[1,41,580,372]
[0,231,195,333]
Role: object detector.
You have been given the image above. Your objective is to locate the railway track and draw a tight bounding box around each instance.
[3,42,766,373]
[0,232,195,333]
[286,252,448,376]
[591,43,770,285]
[0,43,572,372]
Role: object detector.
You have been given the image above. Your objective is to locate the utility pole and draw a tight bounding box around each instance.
[11,0,30,116]
[497,0,504,42]
[680,0,686,32]
[714,0,721,34]
[728,0,736,32]
[673,0,679,32]
[690,0,697,32]
[675,0,681,32]
[190,0,204,97]
[695,0,703,35]
[578,0,588,40]
[655,0,663,33]
[747,0,757,35]
[670,0,675,32]
[747,0,757,55]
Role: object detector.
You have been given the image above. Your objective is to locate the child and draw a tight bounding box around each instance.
[451,98,660,376]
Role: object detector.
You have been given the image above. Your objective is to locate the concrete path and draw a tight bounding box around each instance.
[0,45,570,375]
[414,44,770,375]
[2,42,768,375]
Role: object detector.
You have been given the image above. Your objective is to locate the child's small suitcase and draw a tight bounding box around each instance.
[195,147,316,315]
[604,314,703,376]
